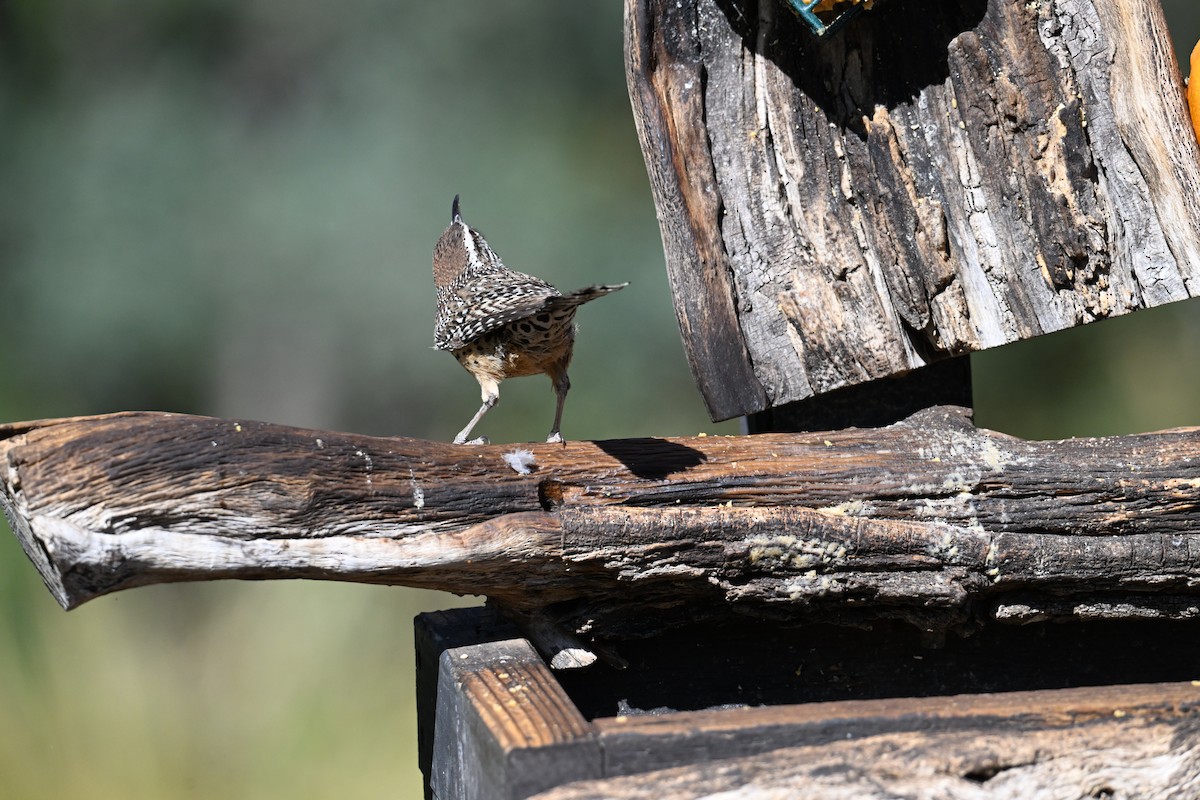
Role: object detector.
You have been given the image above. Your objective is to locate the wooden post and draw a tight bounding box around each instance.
[414,608,522,798]
[626,0,1200,421]
[428,636,601,800]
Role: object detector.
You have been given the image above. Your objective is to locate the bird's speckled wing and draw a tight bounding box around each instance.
[434,267,560,351]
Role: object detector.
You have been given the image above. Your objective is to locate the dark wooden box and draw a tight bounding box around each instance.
[417,607,1200,799]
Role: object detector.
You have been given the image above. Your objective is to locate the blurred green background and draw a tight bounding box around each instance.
[0,1,1197,797]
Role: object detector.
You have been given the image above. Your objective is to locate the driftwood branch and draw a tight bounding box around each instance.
[3,407,1200,640]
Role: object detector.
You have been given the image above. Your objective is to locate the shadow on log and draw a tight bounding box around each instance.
[3,406,1200,650]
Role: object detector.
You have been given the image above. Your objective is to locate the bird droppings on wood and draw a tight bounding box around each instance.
[927,531,962,562]
[984,544,1003,582]
[409,470,425,510]
[503,449,538,475]
[820,500,878,517]
[782,574,838,602]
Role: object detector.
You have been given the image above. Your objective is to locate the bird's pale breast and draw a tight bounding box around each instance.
[453,307,577,381]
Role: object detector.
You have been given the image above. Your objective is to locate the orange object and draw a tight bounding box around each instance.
[1190,41,1200,144]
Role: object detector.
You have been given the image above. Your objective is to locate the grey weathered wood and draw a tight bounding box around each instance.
[431,638,601,800]
[532,685,1200,798]
[5,408,1200,640]
[588,681,1200,780]
[626,0,1200,420]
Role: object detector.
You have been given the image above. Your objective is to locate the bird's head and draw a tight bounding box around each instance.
[433,194,488,289]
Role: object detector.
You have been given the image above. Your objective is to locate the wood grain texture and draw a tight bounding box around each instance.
[430,638,601,800]
[587,681,1200,778]
[534,694,1200,798]
[624,0,768,416]
[626,0,1200,420]
[4,408,1200,638]
[415,608,523,798]
[537,728,1199,798]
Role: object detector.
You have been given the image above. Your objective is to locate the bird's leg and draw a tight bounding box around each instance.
[455,378,499,445]
[546,369,571,444]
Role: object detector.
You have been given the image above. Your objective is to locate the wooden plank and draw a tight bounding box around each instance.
[591,681,1200,777]
[430,638,601,800]
[623,0,768,419]
[625,0,1200,420]
[533,688,1200,797]
[422,633,1200,800]
[415,607,521,799]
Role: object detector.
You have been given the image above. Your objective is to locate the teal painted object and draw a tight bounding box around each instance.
[787,0,863,36]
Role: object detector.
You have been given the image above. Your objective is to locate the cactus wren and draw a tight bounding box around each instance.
[433,196,626,445]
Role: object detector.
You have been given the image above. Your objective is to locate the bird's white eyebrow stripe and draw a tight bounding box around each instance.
[463,226,484,270]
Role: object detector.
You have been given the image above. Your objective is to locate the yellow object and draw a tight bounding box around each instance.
[1190,41,1200,145]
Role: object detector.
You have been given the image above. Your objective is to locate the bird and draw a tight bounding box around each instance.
[432,196,627,445]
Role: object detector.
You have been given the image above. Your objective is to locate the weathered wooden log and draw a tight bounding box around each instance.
[4,407,1200,643]
[626,0,1200,420]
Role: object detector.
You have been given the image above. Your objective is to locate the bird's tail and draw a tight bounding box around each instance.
[550,283,629,309]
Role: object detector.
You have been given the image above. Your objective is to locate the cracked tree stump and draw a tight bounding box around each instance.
[626,0,1200,420]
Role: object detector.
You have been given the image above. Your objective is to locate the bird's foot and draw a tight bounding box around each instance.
[545,431,564,444]
[454,435,490,445]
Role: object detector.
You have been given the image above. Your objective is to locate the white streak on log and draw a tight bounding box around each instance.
[23,513,562,610]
